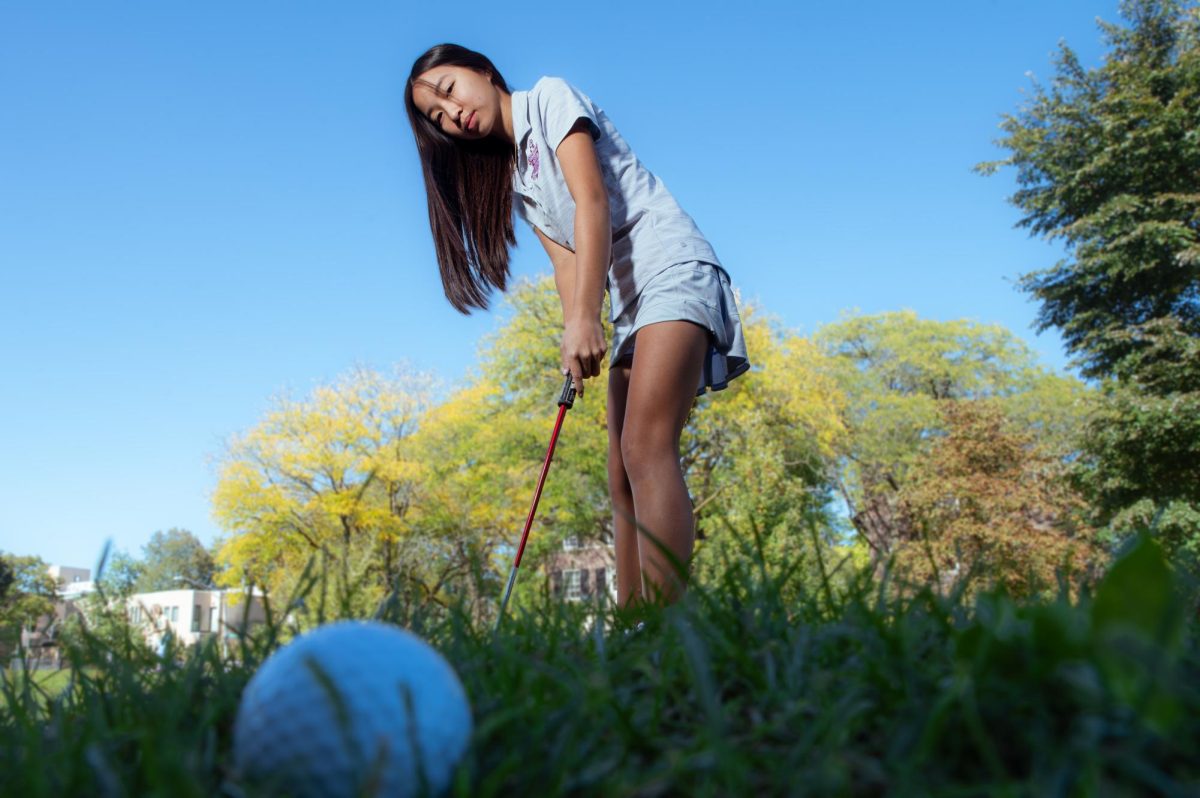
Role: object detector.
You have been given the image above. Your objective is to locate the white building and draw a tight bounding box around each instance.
[13,564,266,668]
[127,587,266,651]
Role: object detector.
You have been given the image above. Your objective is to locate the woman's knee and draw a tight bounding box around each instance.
[607,440,633,499]
[619,424,677,485]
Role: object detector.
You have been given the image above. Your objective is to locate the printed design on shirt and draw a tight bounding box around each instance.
[527,140,540,181]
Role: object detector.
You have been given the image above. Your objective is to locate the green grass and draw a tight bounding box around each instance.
[0,668,73,708]
[2,534,1198,797]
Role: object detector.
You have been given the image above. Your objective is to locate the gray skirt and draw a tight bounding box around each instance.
[609,261,751,395]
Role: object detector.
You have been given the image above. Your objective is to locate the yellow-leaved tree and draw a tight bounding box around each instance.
[212,367,435,620]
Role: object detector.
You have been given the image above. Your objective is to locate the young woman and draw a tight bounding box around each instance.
[405,44,749,606]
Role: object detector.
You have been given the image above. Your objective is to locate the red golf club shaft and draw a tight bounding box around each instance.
[496,375,576,628]
[512,401,568,570]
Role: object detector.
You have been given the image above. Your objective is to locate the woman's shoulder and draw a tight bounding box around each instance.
[526,77,602,147]
[530,75,576,91]
[528,76,594,106]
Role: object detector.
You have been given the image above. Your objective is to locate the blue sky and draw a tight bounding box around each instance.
[2,1,1122,570]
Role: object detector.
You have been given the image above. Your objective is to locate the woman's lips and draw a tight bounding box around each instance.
[465,111,476,131]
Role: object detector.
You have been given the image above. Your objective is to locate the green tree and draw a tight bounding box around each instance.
[0,558,12,605]
[813,311,1092,570]
[1079,324,1200,557]
[96,548,144,596]
[981,0,1200,556]
[134,528,216,593]
[0,553,57,654]
[685,308,850,592]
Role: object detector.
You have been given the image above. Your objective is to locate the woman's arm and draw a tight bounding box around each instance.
[534,226,577,318]
[550,121,611,395]
[534,224,604,396]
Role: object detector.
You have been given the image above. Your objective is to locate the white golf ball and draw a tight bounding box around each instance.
[233,620,472,798]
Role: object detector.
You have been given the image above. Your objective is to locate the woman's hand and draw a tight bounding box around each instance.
[561,315,606,396]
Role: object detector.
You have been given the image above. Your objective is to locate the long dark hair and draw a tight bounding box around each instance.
[405,44,516,313]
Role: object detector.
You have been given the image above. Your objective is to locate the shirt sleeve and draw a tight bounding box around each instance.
[534,77,602,152]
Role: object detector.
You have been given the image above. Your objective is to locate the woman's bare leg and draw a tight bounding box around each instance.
[619,321,708,604]
[607,364,643,607]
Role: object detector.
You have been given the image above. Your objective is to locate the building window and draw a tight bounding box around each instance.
[563,569,582,600]
[209,606,218,634]
[563,535,582,550]
[191,605,201,632]
[594,568,608,596]
[170,606,179,623]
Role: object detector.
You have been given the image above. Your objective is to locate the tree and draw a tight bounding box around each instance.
[895,400,1101,598]
[685,308,850,592]
[1077,321,1200,557]
[134,528,216,593]
[97,548,144,597]
[980,0,1200,556]
[0,553,57,654]
[0,558,12,605]
[813,311,1093,569]
[213,367,436,619]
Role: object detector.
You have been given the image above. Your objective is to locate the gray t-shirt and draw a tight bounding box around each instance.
[510,77,723,321]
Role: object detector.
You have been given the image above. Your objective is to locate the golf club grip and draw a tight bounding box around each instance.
[558,372,576,408]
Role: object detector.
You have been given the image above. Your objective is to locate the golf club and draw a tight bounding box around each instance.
[495,373,576,631]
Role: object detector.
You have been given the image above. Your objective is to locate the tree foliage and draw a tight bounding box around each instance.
[134,529,215,593]
[813,311,1092,565]
[895,400,1102,598]
[1078,321,1200,557]
[981,0,1200,557]
[212,367,435,619]
[0,553,57,652]
[96,548,145,597]
[685,309,850,590]
[980,0,1200,378]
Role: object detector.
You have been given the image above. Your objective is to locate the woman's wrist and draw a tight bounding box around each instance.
[566,306,602,324]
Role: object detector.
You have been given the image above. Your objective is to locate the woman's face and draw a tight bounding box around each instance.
[411,65,505,141]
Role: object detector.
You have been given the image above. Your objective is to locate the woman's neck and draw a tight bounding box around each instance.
[496,91,515,146]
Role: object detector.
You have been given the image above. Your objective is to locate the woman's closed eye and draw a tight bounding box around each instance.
[430,83,454,127]
[437,83,455,127]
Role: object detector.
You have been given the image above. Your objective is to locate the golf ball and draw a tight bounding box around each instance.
[233,620,472,798]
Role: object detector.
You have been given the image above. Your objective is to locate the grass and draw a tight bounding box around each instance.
[2,533,1198,797]
[0,668,73,708]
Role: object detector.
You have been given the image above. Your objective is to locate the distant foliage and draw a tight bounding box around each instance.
[212,367,437,620]
[135,529,215,593]
[95,548,144,597]
[0,553,56,654]
[895,399,1101,598]
[813,311,1093,574]
[686,308,850,593]
[981,0,1200,558]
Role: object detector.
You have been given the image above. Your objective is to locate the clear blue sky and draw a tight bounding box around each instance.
[1,1,1122,570]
